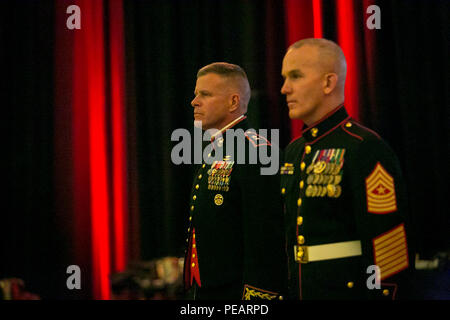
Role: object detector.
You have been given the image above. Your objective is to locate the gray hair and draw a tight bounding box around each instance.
[289,38,347,88]
[197,62,251,110]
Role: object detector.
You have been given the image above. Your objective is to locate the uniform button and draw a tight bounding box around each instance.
[202,164,206,168]
[189,216,192,221]
[191,263,195,268]
[193,195,197,201]
[198,174,202,179]
[347,282,354,289]
[299,180,304,189]
[297,216,303,225]
[192,254,196,258]
[345,122,352,127]
[311,128,318,137]
[297,198,302,207]
[300,162,306,171]
[195,184,199,190]
[297,247,304,258]
[305,145,311,154]
[383,289,390,296]
[297,235,305,245]
[186,238,189,243]
[190,205,194,211]
[187,228,190,232]
[278,296,283,300]
[193,244,196,248]
[281,188,286,195]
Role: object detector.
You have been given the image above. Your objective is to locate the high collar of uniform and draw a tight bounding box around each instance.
[210,114,247,143]
[301,104,350,142]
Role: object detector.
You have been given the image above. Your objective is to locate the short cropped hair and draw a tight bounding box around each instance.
[197,62,251,109]
[288,38,347,87]
[197,62,247,79]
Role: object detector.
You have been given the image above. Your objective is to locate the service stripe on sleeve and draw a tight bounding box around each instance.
[373,224,409,280]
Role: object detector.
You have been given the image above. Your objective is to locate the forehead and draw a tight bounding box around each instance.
[282,45,320,73]
[195,73,227,89]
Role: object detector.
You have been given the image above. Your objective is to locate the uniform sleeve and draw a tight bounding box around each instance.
[234,143,287,300]
[349,138,414,300]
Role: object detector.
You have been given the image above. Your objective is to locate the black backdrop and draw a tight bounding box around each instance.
[2,0,449,299]
[124,0,290,262]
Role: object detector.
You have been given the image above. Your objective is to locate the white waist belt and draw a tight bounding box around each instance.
[295,240,362,263]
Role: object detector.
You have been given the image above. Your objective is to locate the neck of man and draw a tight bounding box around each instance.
[210,113,246,142]
[303,95,344,126]
[217,111,245,131]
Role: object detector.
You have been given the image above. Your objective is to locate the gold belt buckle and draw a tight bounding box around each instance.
[294,245,309,263]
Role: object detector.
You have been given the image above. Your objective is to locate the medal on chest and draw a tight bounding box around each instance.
[305,148,345,198]
[207,160,234,192]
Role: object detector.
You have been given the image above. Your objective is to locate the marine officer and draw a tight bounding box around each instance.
[183,62,287,300]
[280,38,413,299]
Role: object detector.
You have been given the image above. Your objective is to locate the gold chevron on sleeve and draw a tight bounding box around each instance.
[365,162,397,214]
[373,224,409,280]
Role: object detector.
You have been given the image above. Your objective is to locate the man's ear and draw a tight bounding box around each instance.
[229,94,240,112]
[323,73,338,95]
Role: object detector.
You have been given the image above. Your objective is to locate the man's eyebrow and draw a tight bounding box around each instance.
[282,69,303,78]
[194,89,211,95]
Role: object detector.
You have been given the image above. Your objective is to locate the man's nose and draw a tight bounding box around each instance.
[281,80,290,95]
[191,96,198,107]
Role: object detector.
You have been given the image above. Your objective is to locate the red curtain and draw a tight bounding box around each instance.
[54,0,128,300]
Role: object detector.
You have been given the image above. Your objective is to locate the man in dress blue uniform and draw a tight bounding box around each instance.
[183,62,287,300]
[280,38,413,299]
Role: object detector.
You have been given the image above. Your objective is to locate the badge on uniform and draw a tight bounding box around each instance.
[280,163,294,175]
[214,194,224,206]
[305,149,345,198]
[244,130,271,147]
[373,223,408,280]
[365,162,397,214]
[207,159,234,192]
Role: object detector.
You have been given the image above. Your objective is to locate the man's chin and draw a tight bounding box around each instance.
[288,108,304,120]
[194,120,204,129]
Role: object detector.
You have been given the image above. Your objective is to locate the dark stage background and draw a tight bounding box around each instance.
[2,0,449,299]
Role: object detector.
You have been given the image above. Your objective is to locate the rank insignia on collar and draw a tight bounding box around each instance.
[365,162,397,214]
[244,130,271,147]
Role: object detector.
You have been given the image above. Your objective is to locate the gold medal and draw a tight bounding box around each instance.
[307,174,315,185]
[306,163,314,174]
[328,163,335,175]
[313,161,326,174]
[324,163,331,175]
[313,174,320,184]
[334,185,342,198]
[328,175,335,185]
[311,185,318,197]
[317,175,323,185]
[305,185,313,197]
[327,184,336,197]
[333,164,342,175]
[320,186,327,197]
[334,175,342,185]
